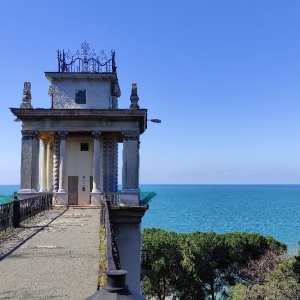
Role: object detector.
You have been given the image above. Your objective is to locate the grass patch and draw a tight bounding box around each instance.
[98,224,107,289]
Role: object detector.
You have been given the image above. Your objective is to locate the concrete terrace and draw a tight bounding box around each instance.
[0,207,100,300]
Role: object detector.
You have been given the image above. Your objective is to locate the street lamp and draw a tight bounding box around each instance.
[148,119,161,123]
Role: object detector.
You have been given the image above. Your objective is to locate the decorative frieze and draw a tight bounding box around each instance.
[102,133,118,193]
[52,134,60,192]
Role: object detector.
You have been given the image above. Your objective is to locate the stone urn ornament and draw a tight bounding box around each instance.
[130,82,139,110]
[20,82,33,109]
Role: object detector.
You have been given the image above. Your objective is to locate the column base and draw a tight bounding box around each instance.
[54,191,68,206]
[90,191,102,206]
[120,189,140,206]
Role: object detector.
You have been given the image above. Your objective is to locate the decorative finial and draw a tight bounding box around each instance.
[20,82,32,109]
[130,82,139,110]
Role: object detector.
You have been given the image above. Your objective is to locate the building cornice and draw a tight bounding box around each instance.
[45,72,118,83]
[10,108,148,133]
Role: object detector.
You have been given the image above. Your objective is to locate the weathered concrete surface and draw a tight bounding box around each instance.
[0,208,100,300]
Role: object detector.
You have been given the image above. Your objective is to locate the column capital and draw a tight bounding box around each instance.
[58,131,67,140]
[41,138,50,145]
[22,130,39,140]
[122,131,140,141]
[92,131,102,140]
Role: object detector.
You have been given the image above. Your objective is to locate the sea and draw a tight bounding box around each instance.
[1,184,300,254]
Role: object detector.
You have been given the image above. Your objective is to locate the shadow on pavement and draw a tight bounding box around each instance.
[0,207,68,261]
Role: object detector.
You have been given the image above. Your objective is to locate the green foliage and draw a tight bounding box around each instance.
[181,232,229,299]
[142,228,200,300]
[142,229,286,300]
[231,254,300,300]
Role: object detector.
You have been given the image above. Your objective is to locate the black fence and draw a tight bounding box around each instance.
[0,194,52,232]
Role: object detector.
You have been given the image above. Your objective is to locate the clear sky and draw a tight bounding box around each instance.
[1,0,300,184]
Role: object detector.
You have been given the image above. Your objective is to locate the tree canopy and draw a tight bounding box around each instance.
[142,229,287,300]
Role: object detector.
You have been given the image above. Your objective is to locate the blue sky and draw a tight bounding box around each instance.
[1,0,300,184]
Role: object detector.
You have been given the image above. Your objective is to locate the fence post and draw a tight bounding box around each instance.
[12,200,20,228]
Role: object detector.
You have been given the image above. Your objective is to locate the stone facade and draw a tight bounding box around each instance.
[11,74,147,205]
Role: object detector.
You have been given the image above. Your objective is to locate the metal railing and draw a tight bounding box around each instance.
[102,200,121,271]
[57,42,116,73]
[0,194,52,233]
[19,194,52,223]
[0,202,13,232]
[102,193,120,207]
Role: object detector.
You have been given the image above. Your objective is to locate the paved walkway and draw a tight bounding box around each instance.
[0,207,101,300]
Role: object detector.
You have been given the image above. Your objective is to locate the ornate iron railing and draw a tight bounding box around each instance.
[102,199,121,270]
[19,194,52,223]
[57,42,116,73]
[0,202,13,232]
[0,194,52,233]
[110,226,121,270]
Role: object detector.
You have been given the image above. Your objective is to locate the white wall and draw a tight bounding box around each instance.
[52,79,112,109]
[66,138,93,205]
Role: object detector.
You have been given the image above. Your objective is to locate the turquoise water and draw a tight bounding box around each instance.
[0,185,19,196]
[1,184,300,253]
[0,185,19,204]
[141,184,300,254]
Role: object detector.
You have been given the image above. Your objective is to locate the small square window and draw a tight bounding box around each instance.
[81,143,89,151]
[75,90,86,104]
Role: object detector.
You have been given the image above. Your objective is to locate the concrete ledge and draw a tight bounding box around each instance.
[109,206,148,224]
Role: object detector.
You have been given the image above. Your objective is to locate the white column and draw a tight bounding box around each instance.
[31,131,40,192]
[40,140,47,192]
[46,143,52,191]
[92,131,101,192]
[58,132,67,192]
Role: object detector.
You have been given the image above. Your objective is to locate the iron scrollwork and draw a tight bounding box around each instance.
[57,42,116,73]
